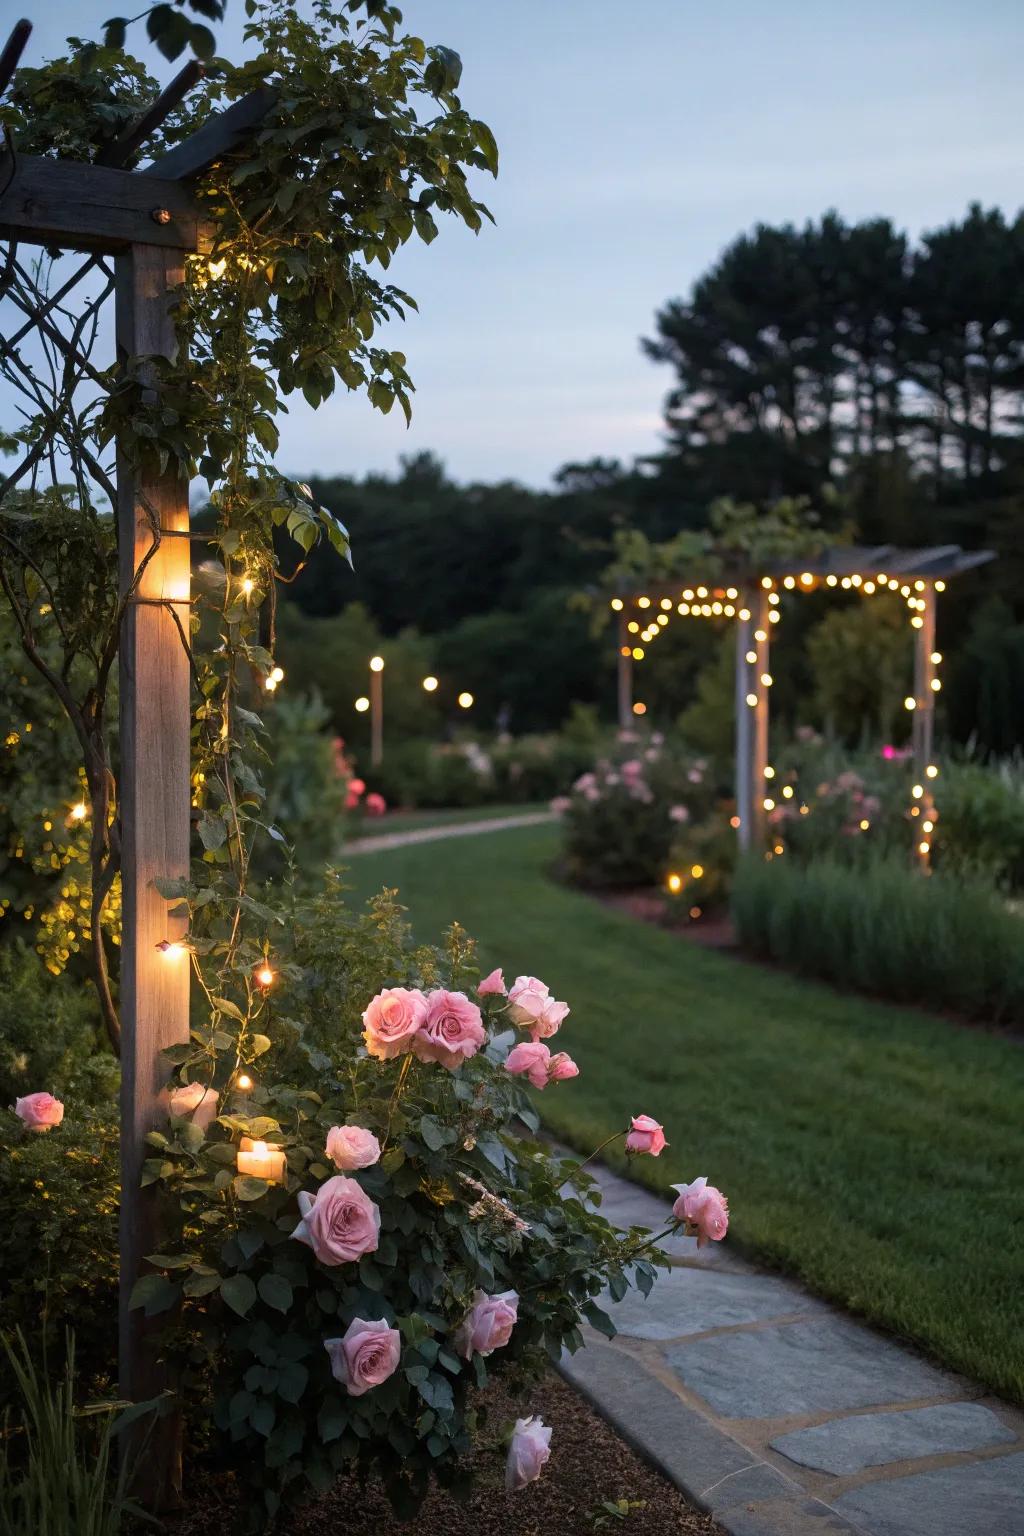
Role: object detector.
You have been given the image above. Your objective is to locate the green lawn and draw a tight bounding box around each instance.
[344,823,1024,1403]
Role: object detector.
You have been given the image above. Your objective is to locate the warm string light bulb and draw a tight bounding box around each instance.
[255,963,275,989]
[235,1072,254,1092]
[69,801,88,822]
[458,691,474,709]
[241,576,255,597]
[369,655,384,673]
[666,872,682,894]
[610,597,623,611]
[156,939,185,958]
[355,696,370,713]
[422,675,439,692]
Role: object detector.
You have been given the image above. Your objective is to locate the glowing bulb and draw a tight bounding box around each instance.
[711,601,723,615]
[638,596,651,608]
[914,580,925,591]
[859,819,870,831]
[782,785,794,799]
[911,616,923,629]
[746,693,758,707]
[660,597,672,610]
[657,613,669,626]
[632,701,647,716]
[236,1073,254,1092]
[841,577,851,589]
[683,589,695,601]
[738,607,751,621]
[863,581,876,594]
[826,574,837,586]
[912,783,924,798]
[724,604,735,617]
[689,905,702,919]
[422,675,439,692]
[768,592,780,605]
[697,586,708,599]
[745,649,757,664]
[270,665,284,684]
[931,678,941,691]
[677,603,690,615]
[918,841,930,856]
[632,647,644,661]
[926,764,939,779]
[904,697,916,711]
[691,864,704,879]
[769,611,780,623]
[935,580,946,592]
[264,677,278,692]
[726,587,738,600]
[763,765,775,779]
[156,939,184,958]
[610,597,623,611]
[369,655,384,673]
[923,819,934,833]
[355,696,370,712]
[773,844,785,856]
[760,673,773,687]
[208,257,227,279]
[851,574,862,588]
[627,620,640,633]
[930,651,942,665]
[763,797,775,811]
[783,575,796,589]
[754,628,767,642]
[730,815,741,829]
[761,577,773,589]
[458,691,474,709]
[241,576,254,596]
[800,572,813,586]
[255,965,275,988]
[70,802,87,822]
[667,872,682,894]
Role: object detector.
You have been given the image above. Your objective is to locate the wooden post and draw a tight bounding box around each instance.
[752,588,771,846]
[734,596,754,849]
[617,615,633,728]
[912,585,937,864]
[370,658,384,766]
[116,243,191,1500]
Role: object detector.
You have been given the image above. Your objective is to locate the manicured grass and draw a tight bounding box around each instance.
[344,824,1024,1403]
[357,803,548,837]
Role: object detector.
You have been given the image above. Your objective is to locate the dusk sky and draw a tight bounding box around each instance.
[18,0,1024,487]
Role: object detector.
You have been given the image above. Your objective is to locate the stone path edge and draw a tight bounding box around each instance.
[343,810,555,856]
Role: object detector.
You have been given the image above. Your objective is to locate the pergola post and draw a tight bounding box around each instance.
[751,587,772,847]
[734,595,755,849]
[617,614,633,727]
[116,243,192,1498]
[912,584,937,861]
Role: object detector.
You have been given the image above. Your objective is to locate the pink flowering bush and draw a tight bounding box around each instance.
[134,879,719,1527]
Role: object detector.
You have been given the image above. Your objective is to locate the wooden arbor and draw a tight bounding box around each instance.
[0,18,273,1478]
[610,543,994,856]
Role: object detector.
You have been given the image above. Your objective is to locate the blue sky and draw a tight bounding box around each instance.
[15,0,1024,487]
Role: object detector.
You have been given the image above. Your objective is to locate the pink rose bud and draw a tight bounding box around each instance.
[506,1416,552,1491]
[14,1091,64,1132]
[452,1289,519,1360]
[324,1317,400,1396]
[168,1080,220,1133]
[291,1176,380,1265]
[365,791,387,816]
[477,966,506,997]
[326,1125,381,1171]
[362,987,427,1061]
[413,989,486,1071]
[671,1176,729,1246]
[548,1051,579,1081]
[505,1040,552,1090]
[506,975,551,1029]
[625,1114,667,1157]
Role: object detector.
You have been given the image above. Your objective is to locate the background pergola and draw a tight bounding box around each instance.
[610,543,994,855]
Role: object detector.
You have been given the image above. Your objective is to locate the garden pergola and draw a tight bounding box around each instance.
[609,543,994,857]
[0,17,274,1493]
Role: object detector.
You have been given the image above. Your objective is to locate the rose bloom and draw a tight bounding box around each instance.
[625,1113,667,1156]
[669,804,690,824]
[365,791,387,816]
[672,1176,729,1246]
[291,1176,380,1265]
[326,1124,381,1171]
[452,1289,519,1360]
[362,986,427,1061]
[477,966,506,997]
[14,1092,64,1132]
[548,1051,579,1081]
[168,1080,219,1132]
[532,996,569,1040]
[549,795,571,815]
[507,975,550,1028]
[324,1317,400,1396]
[506,1416,552,1491]
[414,989,486,1070]
[505,1040,552,1090]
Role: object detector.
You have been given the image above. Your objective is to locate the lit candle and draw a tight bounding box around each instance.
[236,1136,287,1183]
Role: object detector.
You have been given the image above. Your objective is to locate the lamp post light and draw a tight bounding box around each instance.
[369,655,384,765]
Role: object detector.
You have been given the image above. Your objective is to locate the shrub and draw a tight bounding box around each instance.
[559,730,719,888]
[0,942,117,1108]
[133,878,682,1528]
[732,853,1024,1025]
[933,761,1024,889]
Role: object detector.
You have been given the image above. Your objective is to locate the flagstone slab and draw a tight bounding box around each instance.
[833,1451,1024,1535]
[667,1316,956,1419]
[607,1263,825,1341]
[771,1402,1017,1476]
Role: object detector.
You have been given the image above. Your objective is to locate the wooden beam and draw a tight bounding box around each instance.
[734,598,754,850]
[617,615,632,728]
[97,59,205,169]
[752,589,771,846]
[0,156,209,253]
[116,243,192,1505]
[144,87,277,183]
[912,586,937,866]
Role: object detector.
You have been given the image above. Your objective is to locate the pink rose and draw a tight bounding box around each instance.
[324,1317,400,1396]
[291,1175,380,1265]
[349,777,366,796]
[414,989,486,1070]
[669,804,690,824]
[505,1040,552,1090]
[14,1092,64,1132]
[621,758,643,776]
[168,1080,220,1133]
[326,1125,381,1171]
[548,1051,579,1081]
[362,987,427,1061]
[507,975,550,1029]
[549,796,571,815]
[506,1416,552,1491]
[478,967,506,997]
[452,1289,519,1360]
[672,1176,729,1246]
[625,1113,666,1156]
[365,791,386,816]
[532,996,569,1040]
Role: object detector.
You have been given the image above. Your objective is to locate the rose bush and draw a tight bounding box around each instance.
[127,877,722,1527]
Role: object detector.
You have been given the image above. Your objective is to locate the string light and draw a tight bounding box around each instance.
[235,1072,254,1092]
[768,592,780,605]
[738,607,751,621]
[610,597,623,611]
[755,628,767,642]
[911,616,923,629]
[69,802,87,822]
[859,818,870,830]
[730,815,741,829]
[691,864,704,879]
[761,577,773,589]
[746,693,758,707]
[782,785,794,799]
[935,580,946,592]
[904,697,916,711]
[422,675,439,691]
[666,872,682,894]
[931,651,942,664]
[783,575,795,589]
[683,588,695,601]
[689,906,702,919]
[156,939,185,958]
[632,701,647,716]
[627,620,640,633]
[632,647,644,660]
[726,587,738,600]
[763,765,775,779]
[912,783,924,799]
[660,597,672,610]
[355,696,370,712]
[763,797,775,811]
[241,576,255,596]
[760,673,773,687]
[369,655,384,673]
[458,691,474,709]
[697,586,708,599]
[745,649,757,664]
[926,764,939,779]
[826,574,838,586]
[931,678,941,691]
[918,841,930,856]
[638,596,651,608]
[255,963,275,988]
[769,611,780,623]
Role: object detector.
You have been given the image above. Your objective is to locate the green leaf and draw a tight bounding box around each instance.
[128,1274,180,1317]
[220,1273,258,1317]
[250,1034,272,1056]
[211,995,244,1022]
[258,1273,293,1313]
[276,1360,308,1404]
[183,1270,221,1298]
[233,1174,270,1201]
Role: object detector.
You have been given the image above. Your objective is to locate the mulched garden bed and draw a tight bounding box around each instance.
[174,1370,721,1536]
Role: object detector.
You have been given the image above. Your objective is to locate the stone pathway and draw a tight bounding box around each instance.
[344,810,554,856]
[562,1162,1024,1536]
